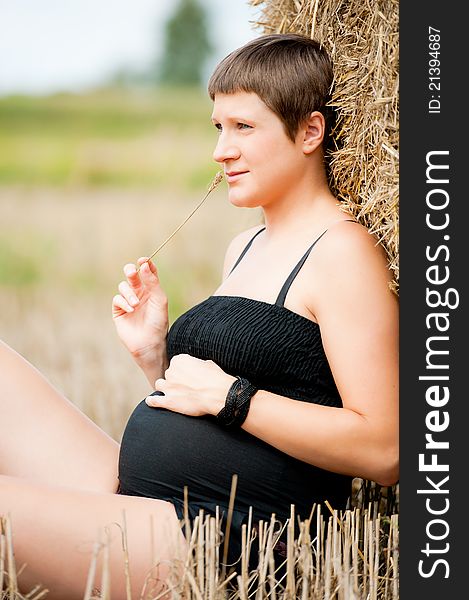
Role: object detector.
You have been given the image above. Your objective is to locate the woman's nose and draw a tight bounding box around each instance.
[212,134,240,164]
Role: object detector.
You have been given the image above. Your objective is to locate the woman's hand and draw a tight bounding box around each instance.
[112,258,169,362]
[145,354,236,417]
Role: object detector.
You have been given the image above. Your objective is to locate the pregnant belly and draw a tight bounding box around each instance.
[118,400,351,519]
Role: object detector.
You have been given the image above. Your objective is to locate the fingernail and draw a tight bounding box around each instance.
[146,395,160,405]
[130,296,139,305]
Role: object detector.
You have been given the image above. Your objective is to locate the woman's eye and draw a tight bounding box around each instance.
[213,122,250,132]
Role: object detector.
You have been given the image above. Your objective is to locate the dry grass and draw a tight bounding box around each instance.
[139,171,224,270]
[249,0,399,294]
[1,504,398,599]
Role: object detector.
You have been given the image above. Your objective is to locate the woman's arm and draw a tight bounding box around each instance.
[112,258,170,389]
[131,341,169,389]
[238,223,399,485]
[146,223,398,486]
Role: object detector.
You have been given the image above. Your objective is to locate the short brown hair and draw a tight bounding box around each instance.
[207,33,334,145]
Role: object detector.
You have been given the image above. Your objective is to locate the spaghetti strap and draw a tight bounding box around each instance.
[275,219,357,307]
[227,227,266,276]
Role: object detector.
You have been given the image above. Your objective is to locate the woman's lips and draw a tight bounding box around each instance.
[225,171,249,183]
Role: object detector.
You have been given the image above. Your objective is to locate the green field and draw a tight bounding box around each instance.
[0,86,261,438]
[0,86,253,298]
[0,86,217,188]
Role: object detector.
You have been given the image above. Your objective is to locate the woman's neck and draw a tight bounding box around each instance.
[261,175,340,241]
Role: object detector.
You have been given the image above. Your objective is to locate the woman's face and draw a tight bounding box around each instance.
[211,91,306,208]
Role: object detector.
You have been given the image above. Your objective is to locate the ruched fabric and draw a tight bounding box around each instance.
[118,222,356,566]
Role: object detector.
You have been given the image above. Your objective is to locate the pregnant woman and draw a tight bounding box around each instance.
[0,34,398,599]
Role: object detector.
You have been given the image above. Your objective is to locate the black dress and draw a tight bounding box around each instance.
[118,223,354,565]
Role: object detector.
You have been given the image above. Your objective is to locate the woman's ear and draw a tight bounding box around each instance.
[301,111,325,155]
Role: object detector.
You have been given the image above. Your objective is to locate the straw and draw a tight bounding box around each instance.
[136,170,224,272]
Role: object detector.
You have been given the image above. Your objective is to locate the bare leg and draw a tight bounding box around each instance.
[0,341,187,596]
[1,475,186,599]
[0,339,119,491]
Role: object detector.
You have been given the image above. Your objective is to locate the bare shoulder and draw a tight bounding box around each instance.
[322,220,388,264]
[311,220,397,322]
[221,224,265,280]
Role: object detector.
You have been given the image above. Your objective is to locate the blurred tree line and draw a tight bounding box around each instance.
[0,0,218,190]
[113,0,213,88]
[158,0,212,85]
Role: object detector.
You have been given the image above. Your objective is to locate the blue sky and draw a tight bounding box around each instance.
[0,0,262,95]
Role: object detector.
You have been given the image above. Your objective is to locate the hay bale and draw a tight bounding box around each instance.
[249,0,399,294]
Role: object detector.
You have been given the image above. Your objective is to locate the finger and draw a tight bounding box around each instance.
[123,263,145,295]
[154,378,167,392]
[112,294,134,317]
[138,260,161,290]
[118,281,140,307]
[145,390,167,407]
[145,390,201,417]
[137,257,158,275]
